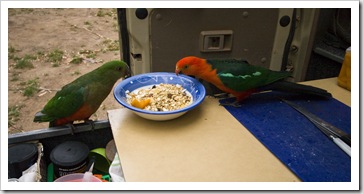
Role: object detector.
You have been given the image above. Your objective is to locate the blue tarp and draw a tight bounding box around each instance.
[220,92,351,182]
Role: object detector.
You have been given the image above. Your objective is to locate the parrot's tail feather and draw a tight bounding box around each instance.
[33,111,45,122]
[263,81,332,98]
[33,111,54,123]
[49,121,56,128]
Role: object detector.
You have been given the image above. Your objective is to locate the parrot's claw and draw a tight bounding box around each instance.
[219,101,242,108]
[213,93,230,99]
[66,123,76,135]
[85,119,95,131]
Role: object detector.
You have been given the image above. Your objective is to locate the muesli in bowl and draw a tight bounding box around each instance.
[126,83,192,111]
[114,72,206,121]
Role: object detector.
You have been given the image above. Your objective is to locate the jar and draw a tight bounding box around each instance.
[338,47,351,91]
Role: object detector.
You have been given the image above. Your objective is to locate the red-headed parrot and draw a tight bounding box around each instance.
[34,60,129,127]
[175,56,331,103]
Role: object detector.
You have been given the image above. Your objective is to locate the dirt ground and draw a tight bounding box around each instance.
[8,8,124,134]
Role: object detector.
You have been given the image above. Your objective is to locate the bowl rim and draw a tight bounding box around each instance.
[114,72,206,115]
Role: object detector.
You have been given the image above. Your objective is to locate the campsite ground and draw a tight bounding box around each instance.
[8,8,123,133]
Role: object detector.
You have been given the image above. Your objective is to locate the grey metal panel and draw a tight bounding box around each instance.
[8,120,111,145]
[149,8,280,72]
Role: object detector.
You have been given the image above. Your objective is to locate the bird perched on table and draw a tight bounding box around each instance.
[175,56,331,104]
[34,60,129,128]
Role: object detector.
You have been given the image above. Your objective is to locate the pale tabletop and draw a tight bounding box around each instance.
[108,77,350,182]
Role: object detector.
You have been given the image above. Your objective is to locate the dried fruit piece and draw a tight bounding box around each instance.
[131,98,151,109]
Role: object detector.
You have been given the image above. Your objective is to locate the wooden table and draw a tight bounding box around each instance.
[108,77,350,182]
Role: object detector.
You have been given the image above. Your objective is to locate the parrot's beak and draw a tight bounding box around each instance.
[175,67,181,76]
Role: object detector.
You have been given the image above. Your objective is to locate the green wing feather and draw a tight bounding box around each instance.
[40,84,87,122]
[207,59,291,92]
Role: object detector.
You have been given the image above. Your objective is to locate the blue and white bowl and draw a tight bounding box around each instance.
[114,72,206,121]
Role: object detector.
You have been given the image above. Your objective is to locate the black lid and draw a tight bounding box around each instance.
[8,143,38,178]
[50,141,89,167]
[8,143,38,164]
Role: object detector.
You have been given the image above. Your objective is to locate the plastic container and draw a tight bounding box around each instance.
[50,141,89,179]
[54,173,102,182]
[88,148,110,174]
[338,47,351,91]
[8,143,38,178]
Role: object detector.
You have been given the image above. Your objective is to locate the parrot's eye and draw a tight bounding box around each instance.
[183,65,189,69]
[116,66,123,71]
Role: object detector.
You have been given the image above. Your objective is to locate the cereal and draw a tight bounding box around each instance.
[126,84,192,111]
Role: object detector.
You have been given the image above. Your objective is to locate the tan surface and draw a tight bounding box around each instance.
[108,77,350,182]
[301,77,351,106]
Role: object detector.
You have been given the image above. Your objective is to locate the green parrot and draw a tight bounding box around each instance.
[34,60,129,127]
[175,56,332,103]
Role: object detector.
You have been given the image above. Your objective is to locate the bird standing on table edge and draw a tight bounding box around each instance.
[33,60,130,129]
[175,56,332,105]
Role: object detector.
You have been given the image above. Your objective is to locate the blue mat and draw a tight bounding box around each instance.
[220,92,351,182]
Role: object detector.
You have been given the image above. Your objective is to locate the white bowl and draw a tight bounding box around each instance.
[113,72,206,121]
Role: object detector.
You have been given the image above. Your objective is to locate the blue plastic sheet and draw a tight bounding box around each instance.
[220,92,351,182]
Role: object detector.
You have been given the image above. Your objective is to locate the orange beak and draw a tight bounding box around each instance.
[175,67,181,75]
